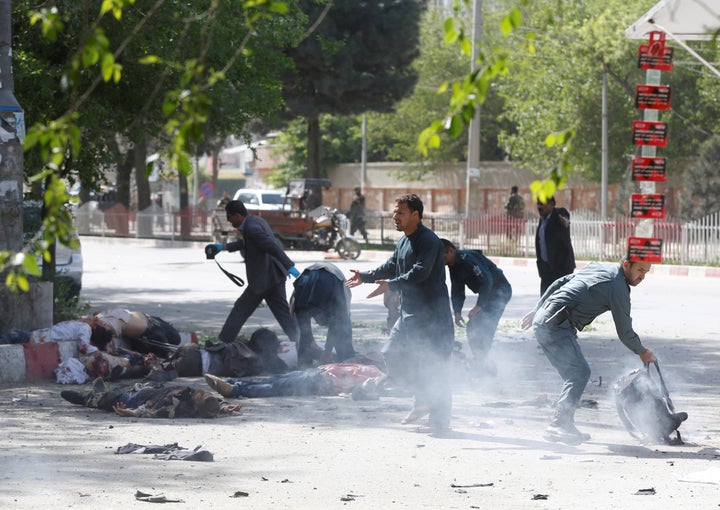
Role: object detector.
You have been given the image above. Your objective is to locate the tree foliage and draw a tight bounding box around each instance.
[280,0,425,178]
[680,135,720,219]
[3,0,295,292]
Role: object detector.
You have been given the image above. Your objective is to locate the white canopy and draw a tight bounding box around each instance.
[626,0,720,40]
[627,0,720,77]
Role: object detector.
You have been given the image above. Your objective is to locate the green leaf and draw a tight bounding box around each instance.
[448,115,463,137]
[17,273,29,292]
[22,254,41,277]
[101,53,115,82]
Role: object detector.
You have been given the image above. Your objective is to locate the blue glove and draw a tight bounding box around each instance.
[287,266,301,278]
[204,243,225,260]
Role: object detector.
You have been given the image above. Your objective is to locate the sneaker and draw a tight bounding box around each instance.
[204,374,235,398]
[543,423,590,445]
[60,390,86,406]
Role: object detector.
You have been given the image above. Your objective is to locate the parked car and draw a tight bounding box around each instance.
[55,236,83,298]
[23,200,83,298]
[232,188,286,211]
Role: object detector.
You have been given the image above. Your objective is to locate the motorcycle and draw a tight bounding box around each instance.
[305,206,362,259]
[255,178,362,260]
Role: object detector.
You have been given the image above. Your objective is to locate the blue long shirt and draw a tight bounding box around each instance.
[539,261,644,354]
[360,223,453,340]
[449,250,506,314]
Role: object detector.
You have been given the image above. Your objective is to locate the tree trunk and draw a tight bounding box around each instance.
[134,138,153,237]
[134,138,151,210]
[306,115,323,178]
[116,148,133,209]
[210,149,220,197]
[178,171,191,237]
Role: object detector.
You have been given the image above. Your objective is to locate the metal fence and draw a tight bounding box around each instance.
[370,210,720,265]
[74,205,720,266]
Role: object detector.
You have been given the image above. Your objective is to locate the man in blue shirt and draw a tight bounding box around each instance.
[348,194,454,431]
[440,239,511,374]
[522,258,656,444]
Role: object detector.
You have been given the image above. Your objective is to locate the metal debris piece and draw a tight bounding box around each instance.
[135,490,184,503]
[634,488,656,495]
[230,491,249,498]
[532,494,548,500]
[450,482,494,488]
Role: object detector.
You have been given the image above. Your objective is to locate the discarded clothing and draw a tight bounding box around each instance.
[116,443,214,462]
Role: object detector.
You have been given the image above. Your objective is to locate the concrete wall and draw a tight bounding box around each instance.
[0,281,53,333]
[325,161,684,217]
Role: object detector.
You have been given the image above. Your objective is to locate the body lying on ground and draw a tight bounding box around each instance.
[204,360,386,399]
[60,379,242,418]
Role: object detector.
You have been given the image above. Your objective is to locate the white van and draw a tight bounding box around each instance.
[232,188,285,211]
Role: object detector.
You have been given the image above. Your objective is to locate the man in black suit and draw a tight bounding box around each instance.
[205,200,300,344]
[535,197,575,294]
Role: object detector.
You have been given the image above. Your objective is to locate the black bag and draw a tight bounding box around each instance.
[614,361,688,445]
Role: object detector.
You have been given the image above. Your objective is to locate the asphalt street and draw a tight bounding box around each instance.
[79,236,718,346]
[1,236,719,509]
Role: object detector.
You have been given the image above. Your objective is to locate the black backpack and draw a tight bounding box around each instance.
[614,361,688,445]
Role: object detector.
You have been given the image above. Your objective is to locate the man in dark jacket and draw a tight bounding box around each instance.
[440,239,511,373]
[291,262,355,367]
[348,194,454,431]
[205,200,300,344]
[535,197,576,294]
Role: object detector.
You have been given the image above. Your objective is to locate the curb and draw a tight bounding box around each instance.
[0,331,198,385]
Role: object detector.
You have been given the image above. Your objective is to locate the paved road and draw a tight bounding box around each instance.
[80,237,718,345]
[1,237,718,509]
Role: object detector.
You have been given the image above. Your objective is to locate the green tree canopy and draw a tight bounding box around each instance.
[280,0,425,178]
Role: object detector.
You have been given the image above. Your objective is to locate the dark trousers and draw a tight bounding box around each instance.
[466,278,512,360]
[383,317,454,429]
[538,259,569,295]
[219,284,299,343]
[228,369,330,398]
[350,216,368,241]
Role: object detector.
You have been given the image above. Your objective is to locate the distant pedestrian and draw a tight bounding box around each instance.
[348,186,369,243]
[535,196,575,294]
[504,185,525,219]
[504,185,525,240]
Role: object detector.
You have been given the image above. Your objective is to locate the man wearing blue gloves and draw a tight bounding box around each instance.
[205,200,300,344]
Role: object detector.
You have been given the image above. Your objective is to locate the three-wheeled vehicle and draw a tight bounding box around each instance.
[212,178,362,260]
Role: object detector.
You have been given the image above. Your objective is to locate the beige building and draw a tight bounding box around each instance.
[325,161,683,217]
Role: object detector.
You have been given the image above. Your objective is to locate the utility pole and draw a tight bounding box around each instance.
[465,0,482,220]
[0,0,53,333]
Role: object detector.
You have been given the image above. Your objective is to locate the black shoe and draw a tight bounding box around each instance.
[61,390,86,406]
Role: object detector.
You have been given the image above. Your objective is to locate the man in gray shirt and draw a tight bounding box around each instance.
[522,258,656,444]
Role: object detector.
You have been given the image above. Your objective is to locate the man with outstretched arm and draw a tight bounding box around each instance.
[347,193,455,432]
[521,257,656,445]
